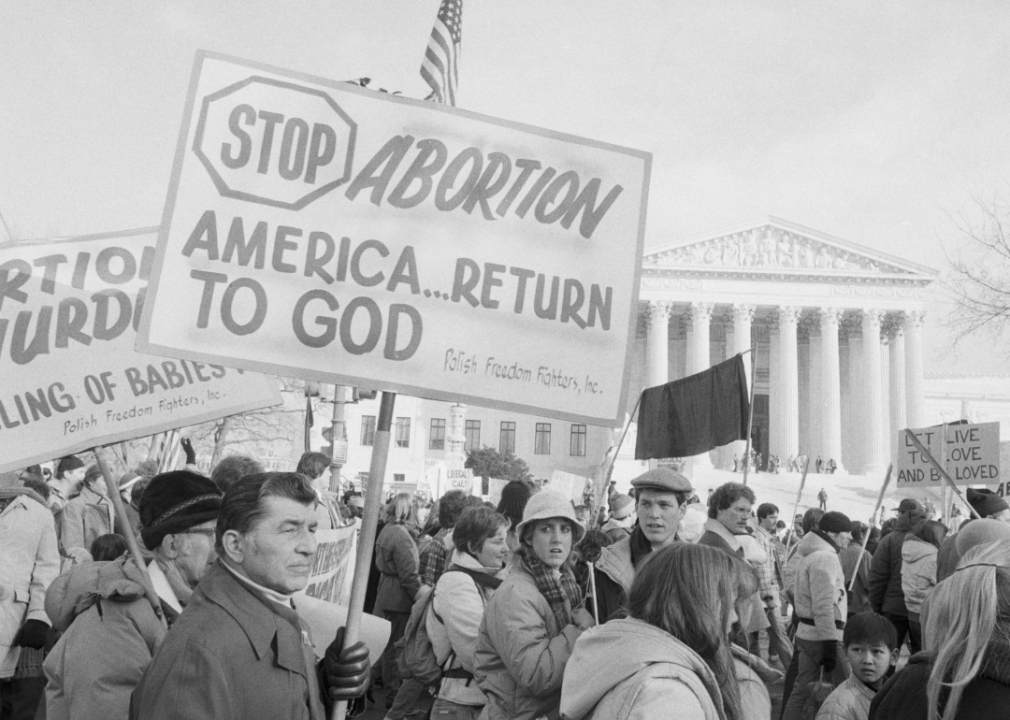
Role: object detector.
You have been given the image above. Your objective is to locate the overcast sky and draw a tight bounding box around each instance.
[3,1,1009,371]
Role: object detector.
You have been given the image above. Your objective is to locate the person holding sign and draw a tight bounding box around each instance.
[130,472,371,720]
[474,490,595,720]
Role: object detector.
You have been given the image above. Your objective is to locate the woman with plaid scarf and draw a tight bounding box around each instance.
[474,490,596,720]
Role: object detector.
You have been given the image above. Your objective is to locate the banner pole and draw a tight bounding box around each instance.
[332,390,395,720]
[848,463,892,593]
[785,457,811,556]
[94,445,167,630]
[903,429,981,520]
[590,392,643,527]
[742,349,756,486]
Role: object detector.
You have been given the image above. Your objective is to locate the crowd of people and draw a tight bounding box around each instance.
[3,450,1010,720]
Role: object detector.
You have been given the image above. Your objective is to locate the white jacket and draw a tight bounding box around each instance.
[793,532,847,642]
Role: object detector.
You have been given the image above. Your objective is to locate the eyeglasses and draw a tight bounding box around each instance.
[177,528,216,538]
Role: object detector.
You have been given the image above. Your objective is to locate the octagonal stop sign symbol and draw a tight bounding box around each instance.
[192,76,356,210]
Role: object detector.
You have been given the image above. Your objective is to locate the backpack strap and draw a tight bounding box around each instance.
[443,564,503,590]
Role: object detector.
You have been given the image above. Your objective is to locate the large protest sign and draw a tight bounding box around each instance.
[0,229,282,474]
[137,51,651,425]
[549,469,591,504]
[303,523,357,606]
[896,422,1000,488]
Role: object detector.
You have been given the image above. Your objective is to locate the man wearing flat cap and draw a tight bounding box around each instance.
[592,467,692,621]
[869,498,926,657]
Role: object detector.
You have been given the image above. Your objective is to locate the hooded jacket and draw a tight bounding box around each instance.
[869,515,917,615]
[869,646,1010,720]
[792,531,847,642]
[559,617,727,720]
[900,536,938,616]
[42,557,166,720]
[474,559,583,720]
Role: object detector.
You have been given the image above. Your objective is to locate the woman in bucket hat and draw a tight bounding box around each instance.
[474,490,595,720]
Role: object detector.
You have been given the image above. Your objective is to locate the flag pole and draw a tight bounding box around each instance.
[590,392,643,524]
[903,429,981,520]
[848,464,892,593]
[741,348,756,486]
[332,390,396,720]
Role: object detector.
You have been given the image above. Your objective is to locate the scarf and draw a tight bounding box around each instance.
[516,545,583,630]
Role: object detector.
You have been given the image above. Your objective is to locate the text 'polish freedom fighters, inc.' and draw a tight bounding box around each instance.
[139,52,651,424]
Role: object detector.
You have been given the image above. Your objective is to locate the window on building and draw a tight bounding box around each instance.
[360,415,376,446]
[393,473,405,483]
[465,420,481,452]
[429,419,446,450]
[395,417,411,448]
[500,421,516,454]
[534,423,552,455]
[570,424,587,456]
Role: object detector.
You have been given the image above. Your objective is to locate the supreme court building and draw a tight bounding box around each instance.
[633,217,935,476]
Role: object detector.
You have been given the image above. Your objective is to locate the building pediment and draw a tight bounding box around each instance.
[644,217,937,282]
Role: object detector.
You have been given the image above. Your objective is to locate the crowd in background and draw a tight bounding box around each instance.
[4,449,1010,720]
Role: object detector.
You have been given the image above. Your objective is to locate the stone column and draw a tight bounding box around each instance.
[687,302,714,375]
[861,309,887,474]
[688,302,714,468]
[647,301,672,389]
[888,314,907,461]
[778,306,801,462]
[731,304,755,464]
[905,311,926,429]
[819,309,845,473]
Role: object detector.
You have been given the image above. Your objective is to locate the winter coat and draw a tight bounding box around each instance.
[474,559,584,720]
[698,519,770,635]
[816,674,876,720]
[59,484,114,555]
[0,488,59,678]
[793,531,847,642]
[43,557,166,720]
[374,522,422,614]
[130,560,326,720]
[600,519,632,544]
[839,544,872,616]
[593,528,654,622]
[560,617,728,720]
[869,516,916,616]
[900,537,937,616]
[870,647,1010,720]
[429,550,504,707]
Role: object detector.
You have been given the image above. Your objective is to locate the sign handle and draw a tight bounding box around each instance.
[587,561,600,626]
[784,457,811,557]
[848,464,892,593]
[902,429,982,520]
[93,445,167,630]
[332,391,396,720]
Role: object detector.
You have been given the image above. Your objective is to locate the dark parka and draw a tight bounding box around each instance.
[869,514,919,615]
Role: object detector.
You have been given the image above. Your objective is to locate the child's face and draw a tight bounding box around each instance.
[846,642,897,687]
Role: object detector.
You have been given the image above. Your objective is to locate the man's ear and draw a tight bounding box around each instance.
[220,529,245,564]
[159,534,180,560]
[889,648,899,667]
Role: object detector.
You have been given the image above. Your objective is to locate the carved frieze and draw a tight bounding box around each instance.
[649,225,911,274]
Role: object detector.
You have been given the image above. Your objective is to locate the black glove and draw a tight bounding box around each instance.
[323,626,370,700]
[13,619,49,649]
[180,437,197,465]
[820,640,838,672]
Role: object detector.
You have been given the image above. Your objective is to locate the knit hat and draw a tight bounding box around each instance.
[954,518,1010,556]
[140,470,223,550]
[497,480,532,525]
[56,455,84,478]
[966,488,1009,519]
[609,493,635,520]
[515,489,586,545]
[818,511,852,534]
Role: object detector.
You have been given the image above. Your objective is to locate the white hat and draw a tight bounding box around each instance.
[515,489,586,545]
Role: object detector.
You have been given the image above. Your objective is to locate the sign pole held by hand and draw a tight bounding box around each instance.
[332,391,396,720]
[903,429,982,520]
[94,445,167,630]
[588,561,600,625]
[848,464,892,593]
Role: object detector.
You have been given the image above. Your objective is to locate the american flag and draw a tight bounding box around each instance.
[420,0,463,106]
